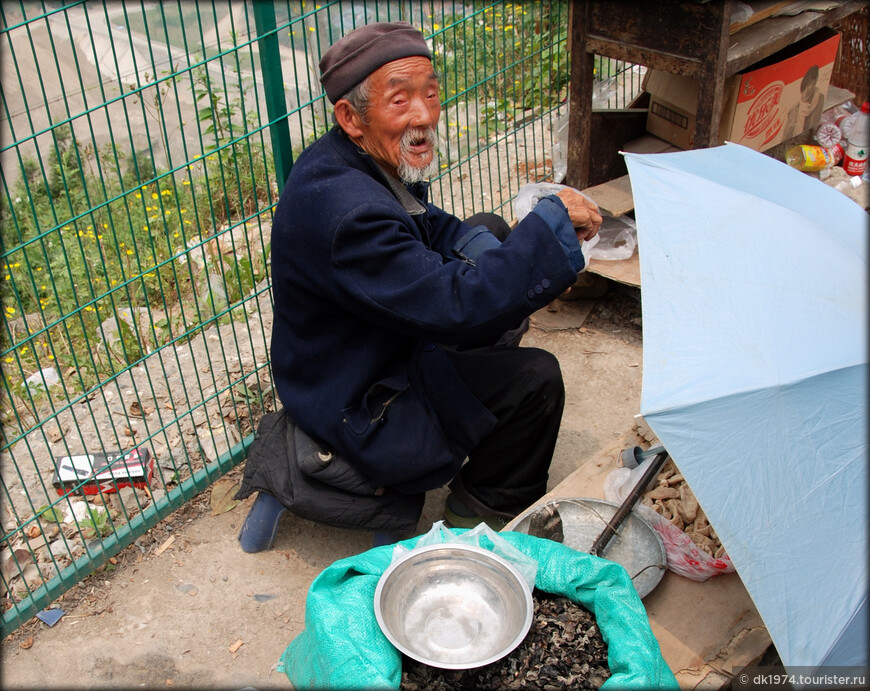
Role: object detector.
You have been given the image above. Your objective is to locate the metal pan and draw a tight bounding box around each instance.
[510,497,667,598]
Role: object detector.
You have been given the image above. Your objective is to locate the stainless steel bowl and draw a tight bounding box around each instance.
[374,543,533,669]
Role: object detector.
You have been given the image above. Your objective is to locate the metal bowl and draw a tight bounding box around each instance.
[374,543,533,669]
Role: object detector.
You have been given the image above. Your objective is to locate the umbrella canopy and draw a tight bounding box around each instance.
[625,143,867,674]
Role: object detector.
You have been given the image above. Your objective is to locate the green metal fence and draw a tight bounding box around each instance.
[0,0,643,634]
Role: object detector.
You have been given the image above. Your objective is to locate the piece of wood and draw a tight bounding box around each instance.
[729,1,798,34]
[508,432,771,683]
[622,134,682,155]
[154,535,175,556]
[587,255,641,287]
[581,175,634,217]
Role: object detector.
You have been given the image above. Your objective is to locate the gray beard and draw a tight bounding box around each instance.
[397,153,440,184]
[397,126,440,184]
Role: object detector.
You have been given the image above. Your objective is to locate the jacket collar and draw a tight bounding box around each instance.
[373,164,427,216]
[330,127,429,216]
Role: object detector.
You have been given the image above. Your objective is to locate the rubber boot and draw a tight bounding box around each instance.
[238,492,287,553]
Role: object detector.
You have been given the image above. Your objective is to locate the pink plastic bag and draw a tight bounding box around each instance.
[603,462,734,581]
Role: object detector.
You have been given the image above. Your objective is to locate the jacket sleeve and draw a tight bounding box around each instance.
[426,194,584,271]
[328,198,579,346]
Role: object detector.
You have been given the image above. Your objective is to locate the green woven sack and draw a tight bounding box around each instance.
[279,529,678,690]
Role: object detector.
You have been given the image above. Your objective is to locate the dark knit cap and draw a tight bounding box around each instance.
[319,22,432,104]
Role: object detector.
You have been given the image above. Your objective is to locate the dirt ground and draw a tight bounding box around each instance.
[1,280,645,690]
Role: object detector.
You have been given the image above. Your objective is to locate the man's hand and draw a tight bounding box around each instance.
[556,188,602,243]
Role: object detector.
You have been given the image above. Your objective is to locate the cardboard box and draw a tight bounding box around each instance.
[645,27,841,151]
[53,447,154,496]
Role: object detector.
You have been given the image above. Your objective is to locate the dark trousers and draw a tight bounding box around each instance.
[437,211,562,519]
[442,345,565,518]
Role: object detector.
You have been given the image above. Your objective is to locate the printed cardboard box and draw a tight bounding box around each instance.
[53,447,154,496]
[645,27,841,151]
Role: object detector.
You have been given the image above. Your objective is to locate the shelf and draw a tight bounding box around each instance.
[726,0,865,77]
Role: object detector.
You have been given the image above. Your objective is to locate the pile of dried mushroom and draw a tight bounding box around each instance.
[401,591,610,690]
[639,457,726,559]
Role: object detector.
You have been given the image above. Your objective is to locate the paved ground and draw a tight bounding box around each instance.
[1,281,645,690]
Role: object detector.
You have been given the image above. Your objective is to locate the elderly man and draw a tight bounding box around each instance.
[236,21,600,551]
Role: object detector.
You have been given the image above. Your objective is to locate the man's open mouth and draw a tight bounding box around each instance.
[402,128,434,156]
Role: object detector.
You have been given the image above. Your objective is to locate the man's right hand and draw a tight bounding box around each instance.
[556,188,602,243]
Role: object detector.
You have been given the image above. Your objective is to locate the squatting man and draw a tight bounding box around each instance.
[235,21,601,550]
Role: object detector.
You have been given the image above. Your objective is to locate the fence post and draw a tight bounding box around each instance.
[252,0,293,188]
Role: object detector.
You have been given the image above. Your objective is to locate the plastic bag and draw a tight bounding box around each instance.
[391,520,537,592]
[513,182,600,258]
[279,529,679,690]
[587,214,637,261]
[550,109,570,183]
[729,1,754,25]
[603,458,734,581]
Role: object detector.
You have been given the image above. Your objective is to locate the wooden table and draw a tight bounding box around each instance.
[506,433,772,689]
[566,0,866,189]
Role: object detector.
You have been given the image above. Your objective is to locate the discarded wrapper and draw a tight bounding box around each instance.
[52,447,154,496]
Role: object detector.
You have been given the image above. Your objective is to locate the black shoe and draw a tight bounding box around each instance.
[443,495,507,531]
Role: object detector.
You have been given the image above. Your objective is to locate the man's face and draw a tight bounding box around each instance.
[351,56,441,181]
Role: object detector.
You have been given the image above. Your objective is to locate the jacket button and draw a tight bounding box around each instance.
[527,289,535,299]
[542,279,550,289]
[534,284,543,294]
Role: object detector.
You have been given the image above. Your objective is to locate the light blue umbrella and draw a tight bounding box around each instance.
[625,143,867,674]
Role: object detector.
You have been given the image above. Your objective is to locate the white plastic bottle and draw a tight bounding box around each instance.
[842,102,869,176]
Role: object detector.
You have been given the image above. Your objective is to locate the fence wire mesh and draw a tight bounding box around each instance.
[0,0,643,634]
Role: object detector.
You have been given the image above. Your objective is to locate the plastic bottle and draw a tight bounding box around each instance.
[814,120,843,149]
[785,144,843,172]
[842,102,869,177]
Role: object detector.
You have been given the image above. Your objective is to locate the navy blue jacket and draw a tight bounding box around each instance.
[269,127,581,495]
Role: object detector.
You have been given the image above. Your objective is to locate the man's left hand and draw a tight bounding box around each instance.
[556,188,602,243]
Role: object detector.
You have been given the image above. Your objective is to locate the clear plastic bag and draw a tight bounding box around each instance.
[391,520,538,592]
[603,459,734,581]
[587,214,637,261]
[513,182,600,260]
[514,181,573,222]
[550,109,570,183]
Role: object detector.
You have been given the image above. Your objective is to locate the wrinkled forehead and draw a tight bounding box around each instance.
[372,56,438,87]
